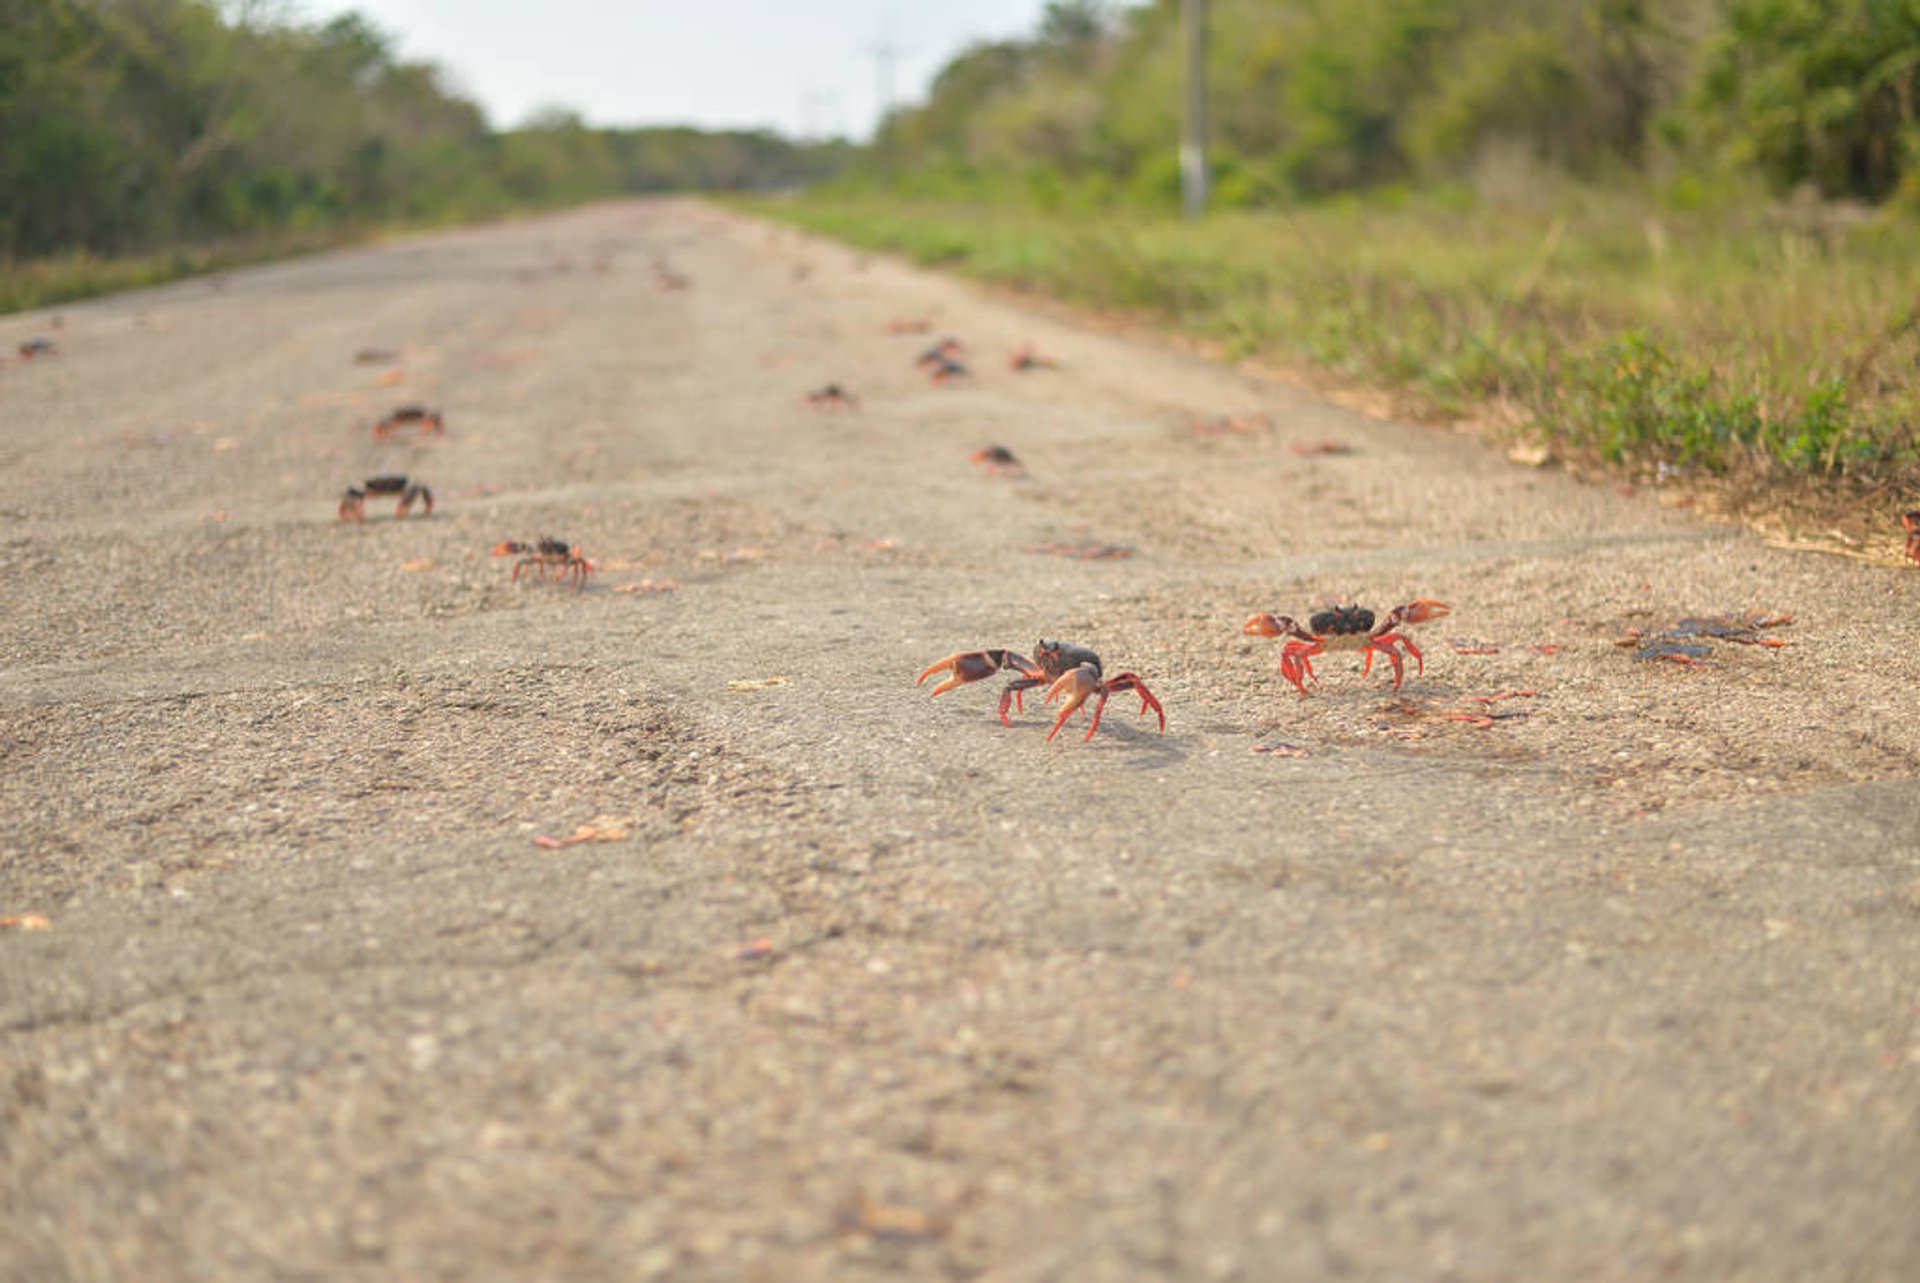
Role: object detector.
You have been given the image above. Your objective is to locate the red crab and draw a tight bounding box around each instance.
[18,337,57,360]
[915,338,964,369]
[1903,511,1920,563]
[1243,599,1452,693]
[373,404,444,439]
[1009,344,1058,371]
[492,537,593,587]
[916,338,969,383]
[339,475,433,520]
[805,383,858,410]
[917,639,1165,742]
[970,444,1021,472]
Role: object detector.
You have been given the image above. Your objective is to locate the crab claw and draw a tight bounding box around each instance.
[1904,511,1920,563]
[916,649,1037,697]
[1383,598,1451,628]
[1244,612,1309,639]
[1043,665,1103,741]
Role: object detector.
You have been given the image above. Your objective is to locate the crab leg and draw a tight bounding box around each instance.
[1360,638,1408,689]
[997,675,1049,725]
[1104,672,1166,732]
[1279,640,1321,694]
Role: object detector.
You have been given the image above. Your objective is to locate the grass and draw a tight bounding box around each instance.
[745,189,1920,550]
[0,229,380,316]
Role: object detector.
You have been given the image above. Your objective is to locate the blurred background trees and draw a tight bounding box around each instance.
[869,0,1920,212]
[0,0,851,261]
[4,0,1914,264]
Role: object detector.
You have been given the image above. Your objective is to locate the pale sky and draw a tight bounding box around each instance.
[303,1,1062,139]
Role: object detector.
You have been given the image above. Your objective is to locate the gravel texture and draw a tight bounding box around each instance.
[2,198,1916,1282]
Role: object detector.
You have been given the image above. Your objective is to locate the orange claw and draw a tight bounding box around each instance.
[1043,667,1101,741]
[1042,667,1164,741]
[1391,598,1452,626]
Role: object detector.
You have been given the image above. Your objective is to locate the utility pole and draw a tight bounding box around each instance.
[868,17,907,167]
[870,26,903,135]
[1181,0,1210,219]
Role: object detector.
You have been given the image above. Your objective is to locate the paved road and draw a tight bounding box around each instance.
[2,198,1916,1281]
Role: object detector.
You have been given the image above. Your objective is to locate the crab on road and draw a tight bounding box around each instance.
[493,537,593,587]
[339,475,433,520]
[1243,599,1451,693]
[373,405,444,439]
[918,639,1165,742]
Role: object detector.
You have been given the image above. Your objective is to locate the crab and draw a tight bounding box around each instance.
[805,383,859,410]
[373,404,444,439]
[1243,599,1452,693]
[915,339,970,382]
[1904,511,1920,564]
[971,444,1022,472]
[1009,344,1058,372]
[917,639,1165,742]
[18,337,57,359]
[338,475,433,520]
[492,537,593,587]
[915,338,964,369]
[926,355,969,384]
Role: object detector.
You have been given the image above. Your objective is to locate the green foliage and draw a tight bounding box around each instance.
[860,0,1916,207]
[0,0,850,275]
[1696,0,1920,200]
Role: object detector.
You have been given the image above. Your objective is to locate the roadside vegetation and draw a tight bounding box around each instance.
[8,0,1917,537]
[759,0,1920,541]
[0,0,850,311]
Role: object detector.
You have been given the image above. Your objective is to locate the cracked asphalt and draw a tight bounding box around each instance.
[2,197,1916,1282]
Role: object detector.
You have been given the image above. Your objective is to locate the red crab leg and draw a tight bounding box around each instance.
[1396,632,1425,675]
[1279,640,1321,694]
[1104,673,1166,732]
[1361,638,1408,689]
[1365,632,1424,678]
[997,676,1048,726]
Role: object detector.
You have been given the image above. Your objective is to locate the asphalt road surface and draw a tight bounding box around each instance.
[3,199,1916,1282]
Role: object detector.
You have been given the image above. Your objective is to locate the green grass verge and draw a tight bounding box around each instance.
[744,191,1920,517]
[0,229,381,316]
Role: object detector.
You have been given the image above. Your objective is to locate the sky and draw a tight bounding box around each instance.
[302,1,1061,140]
